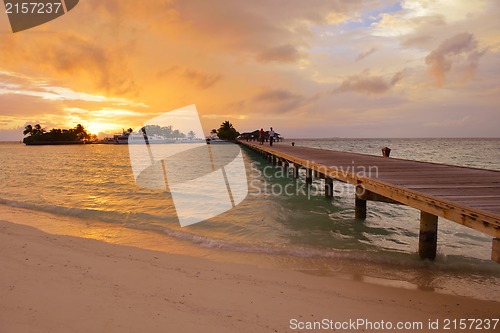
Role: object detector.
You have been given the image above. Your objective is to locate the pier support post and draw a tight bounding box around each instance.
[355,198,367,219]
[355,186,367,219]
[314,170,319,178]
[306,169,313,184]
[293,165,299,179]
[283,161,289,175]
[325,178,333,198]
[492,238,500,263]
[418,211,438,260]
[272,156,277,166]
[267,154,272,163]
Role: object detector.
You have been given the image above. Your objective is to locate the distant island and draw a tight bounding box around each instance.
[23,124,96,145]
[105,125,199,144]
[22,120,241,145]
[108,121,240,144]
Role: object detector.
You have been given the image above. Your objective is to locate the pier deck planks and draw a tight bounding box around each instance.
[240,142,500,242]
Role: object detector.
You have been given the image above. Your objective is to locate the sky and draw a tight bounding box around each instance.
[0,0,499,140]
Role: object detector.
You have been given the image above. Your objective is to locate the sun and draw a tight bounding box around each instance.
[85,122,117,135]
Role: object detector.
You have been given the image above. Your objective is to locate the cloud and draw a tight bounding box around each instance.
[371,0,486,37]
[256,44,303,63]
[464,49,487,80]
[425,32,485,86]
[167,0,370,59]
[248,88,319,114]
[158,66,223,90]
[253,89,302,103]
[401,34,433,48]
[181,69,222,90]
[0,71,143,106]
[1,0,500,138]
[355,47,377,61]
[0,31,137,96]
[0,93,63,118]
[0,126,28,141]
[0,69,151,138]
[333,70,404,95]
[424,115,471,128]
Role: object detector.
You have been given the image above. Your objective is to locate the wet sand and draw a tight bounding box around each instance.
[1,215,498,333]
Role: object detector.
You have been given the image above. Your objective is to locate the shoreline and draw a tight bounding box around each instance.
[1,203,499,302]
[1,219,499,333]
[1,205,499,332]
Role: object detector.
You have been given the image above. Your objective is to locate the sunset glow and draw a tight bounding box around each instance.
[83,122,118,136]
[0,0,499,140]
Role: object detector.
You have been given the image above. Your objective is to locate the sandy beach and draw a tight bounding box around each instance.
[1,0,500,331]
[1,215,498,333]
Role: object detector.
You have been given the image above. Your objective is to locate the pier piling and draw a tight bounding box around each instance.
[325,178,333,198]
[355,198,367,219]
[306,169,313,184]
[493,239,500,263]
[419,211,438,260]
[282,160,289,173]
[355,185,367,220]
[241,141,500,264]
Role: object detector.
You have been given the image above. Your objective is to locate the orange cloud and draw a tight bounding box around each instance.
[256,44,303,63]
[0,32,137,96]
[425,33,486,86]
[333,70,405,95]
[157,66,222,90]
[1,0,499,139]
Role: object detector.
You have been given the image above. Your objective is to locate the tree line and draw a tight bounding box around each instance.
[23,124,96,144]
[139,125,196,139]
[22,120,240,144]
[140,121,239,140]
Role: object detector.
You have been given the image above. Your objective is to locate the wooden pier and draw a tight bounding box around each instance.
[239,141,500,263]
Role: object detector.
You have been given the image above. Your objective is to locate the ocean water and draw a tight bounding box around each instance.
[0,138,499,300]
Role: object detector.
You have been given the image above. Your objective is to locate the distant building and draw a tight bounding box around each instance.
[238,130,282,142]
[239,130,260,141]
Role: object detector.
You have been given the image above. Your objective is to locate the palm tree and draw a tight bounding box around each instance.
[217,121,239,140]
[32,124,45,136]
[161,125,173,138]
[172,129,185,138]
[187,130,196,139]
[23,124,33,136]
[219,121,233,131]
[50,128,60,135]
[74,124,89,140]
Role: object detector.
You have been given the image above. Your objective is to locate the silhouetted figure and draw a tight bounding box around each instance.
[269,127,275,146]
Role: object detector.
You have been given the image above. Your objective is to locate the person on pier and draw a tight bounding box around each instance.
[269,127,275,146]
[259,128,265,145]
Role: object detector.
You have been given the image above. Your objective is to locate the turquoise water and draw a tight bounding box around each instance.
[0,139,499,299]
